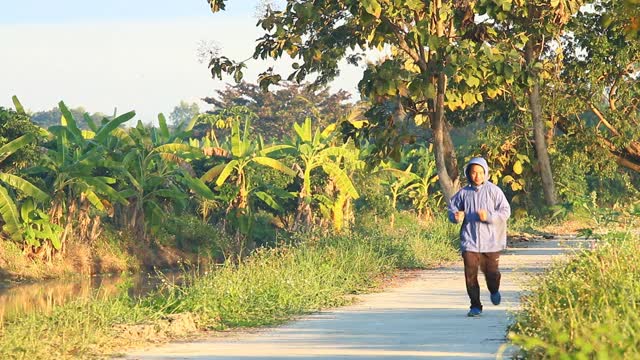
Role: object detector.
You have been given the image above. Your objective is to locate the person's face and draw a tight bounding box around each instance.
[469,164,485,186]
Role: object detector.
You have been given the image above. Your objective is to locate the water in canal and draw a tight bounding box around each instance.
[0,269,192,323]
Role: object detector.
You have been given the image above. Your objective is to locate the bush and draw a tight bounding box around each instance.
[161,215,224,258]
[0,107,43,172]
[552,135,639,208]
[353,173,394,219]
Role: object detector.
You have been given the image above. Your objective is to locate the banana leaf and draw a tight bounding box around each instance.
[0,185,22,241]
[0,173,49,202]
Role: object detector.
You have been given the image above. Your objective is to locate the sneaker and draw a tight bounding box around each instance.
[467,307,482,317]
[490,291,501,305]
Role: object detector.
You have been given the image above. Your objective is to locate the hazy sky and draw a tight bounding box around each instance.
[0,0,363,124]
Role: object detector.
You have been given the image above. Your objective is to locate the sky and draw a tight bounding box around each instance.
[0,0,364,124]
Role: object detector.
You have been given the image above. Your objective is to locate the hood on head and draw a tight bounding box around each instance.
[464,157,489,184]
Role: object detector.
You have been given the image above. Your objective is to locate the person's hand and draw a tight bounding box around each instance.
[454,211,465,223]
[478,209,488,222]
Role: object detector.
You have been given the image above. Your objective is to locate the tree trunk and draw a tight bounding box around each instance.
[443,119,459,185]
[432,73,460,203]
[525,40,557,207]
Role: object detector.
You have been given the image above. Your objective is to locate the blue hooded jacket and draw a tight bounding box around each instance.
[448,157,511,253]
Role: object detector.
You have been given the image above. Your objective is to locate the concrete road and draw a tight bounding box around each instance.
[124,237,591,360]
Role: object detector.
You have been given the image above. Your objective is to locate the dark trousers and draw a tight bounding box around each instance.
[462,251,501,310]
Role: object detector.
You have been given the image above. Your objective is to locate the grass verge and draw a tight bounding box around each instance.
[0,213,459,359]
[509,231,640,359]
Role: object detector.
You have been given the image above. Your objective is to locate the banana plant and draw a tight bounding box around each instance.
[20,198,63,254]
[379,144,440,224]
[0,134,50,242]
[378,163,418,227]
[117,120,204,240]
[405,145,440,220]
[201,117,295,211]
[28,102,132,248]
[286,117,361,230]
[200,117,295,256]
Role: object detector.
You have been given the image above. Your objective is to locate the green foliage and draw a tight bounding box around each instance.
[169,101,200,127]
[20,198,63,249]
[402,144,441,217]
[205,0,523,200]
[0,106,43,172]
[0,212,459,358]
[353,172,394,219]
[201,113,295,209]
[558,0,640,173]
[248,164,297,217]
[203,82,353,142]
[619,0,640,39]
[510,232,640,358]
[284,116,362,230]
[0,186,21,241]
[116,119,200,239]
[32,102,133,245]
[160,214,224,257]
[30,105,110,130]
[0,134,50,243]
[552,134,638,207]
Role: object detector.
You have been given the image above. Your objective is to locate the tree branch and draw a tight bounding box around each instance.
[608,77,618,112]
[381,16,425,71]
[589,102,620,137]
[503,88,529,112]
[615,155,640,173]
[413,11,429,70]
[559,116,640,173]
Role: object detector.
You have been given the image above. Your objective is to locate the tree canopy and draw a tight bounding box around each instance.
[203,81,353,141]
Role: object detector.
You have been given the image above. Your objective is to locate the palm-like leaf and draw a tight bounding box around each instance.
[231,120,242,156]
[84,113,98,132]
[201,163,227,183]
[255,191,283,211]
[216,160,239,187]
[259,144,294,156]
[294,117,313,143]
[181,174,217,200]
[112,128,135,146]
[158,153,195,175]
[93,111,135,143]
[58,101,83,143]
[0,185,21,241]
[319,146,359,161]
[158,113,170,141]
[0,174,49,202]
[322,162,359,199]
[84,177,128,205]
[154,143,198,154]
[252,157,296,176]
[85,190,105,211]
[241,117,251,156]
[154,189,188,200]
[12,95,25,114]
[0,134,34,163]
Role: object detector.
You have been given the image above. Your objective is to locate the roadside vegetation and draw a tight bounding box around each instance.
[0,213,458,359]
[509,227,640,359]
[0,0,639,358]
